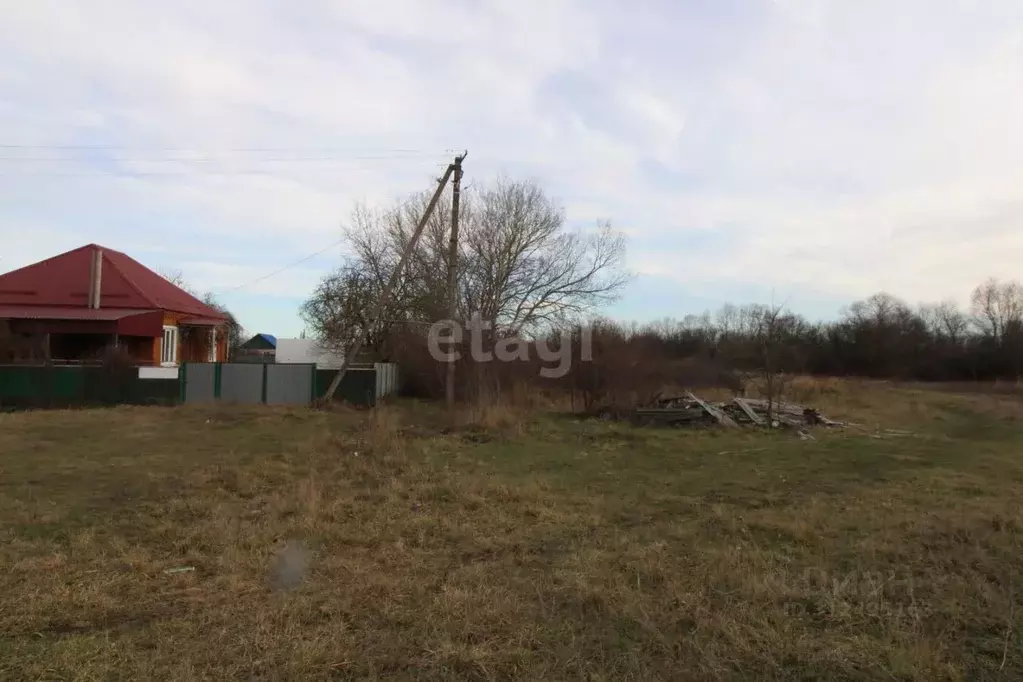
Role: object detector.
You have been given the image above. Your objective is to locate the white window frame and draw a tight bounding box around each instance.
[161,325,178,366]
[207,328,217,362]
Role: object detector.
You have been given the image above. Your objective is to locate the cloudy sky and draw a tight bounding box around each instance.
[1,1,1021,337]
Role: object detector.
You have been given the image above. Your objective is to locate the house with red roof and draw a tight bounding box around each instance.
[0,244,227,366]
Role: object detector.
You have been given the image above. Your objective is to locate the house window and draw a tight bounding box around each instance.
[207,328,217,362]
[161,326,178,366]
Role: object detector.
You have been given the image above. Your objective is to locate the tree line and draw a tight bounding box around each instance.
[593,278,1023,384]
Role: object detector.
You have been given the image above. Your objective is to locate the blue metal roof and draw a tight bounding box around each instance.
[257,333,277,348]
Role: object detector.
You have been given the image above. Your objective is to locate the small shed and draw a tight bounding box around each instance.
[239,333,277,352]
[274,338,344,369]
[236,333,277,363]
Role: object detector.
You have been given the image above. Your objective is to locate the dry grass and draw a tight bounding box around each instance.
[1,381,1022,680]
[454,401,528,433]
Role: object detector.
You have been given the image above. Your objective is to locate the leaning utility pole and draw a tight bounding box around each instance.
[319,162,457,405]
[444,153,465,408]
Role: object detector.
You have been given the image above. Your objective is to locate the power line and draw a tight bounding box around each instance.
[218,181,454,295]
[1,146,457,294]
[218,238,347,294]
[0,149,452,177]
[0,161,451,178]
[0,153,448,162]
[0,143,459,153]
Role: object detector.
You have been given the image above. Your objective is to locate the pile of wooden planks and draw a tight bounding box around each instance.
[624,393,843,430]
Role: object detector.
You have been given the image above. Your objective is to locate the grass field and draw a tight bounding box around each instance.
[1,380,1022,680]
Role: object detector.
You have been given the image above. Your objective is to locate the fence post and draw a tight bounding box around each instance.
[261,363,268,405]
[214,363,222,401]
[179,363,187,404]
[309,364,316,406]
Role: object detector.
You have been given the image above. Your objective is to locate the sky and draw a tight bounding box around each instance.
[1,0,1021,338]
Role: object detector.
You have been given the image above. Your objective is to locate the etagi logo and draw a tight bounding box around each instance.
[427,315,592,378]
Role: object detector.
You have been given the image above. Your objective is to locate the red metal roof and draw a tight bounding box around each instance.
[0,307,165,336]
[0,306,158,320]
[0,244,226,320]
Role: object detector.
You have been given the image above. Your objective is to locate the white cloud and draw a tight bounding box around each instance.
[1,0,1022,332]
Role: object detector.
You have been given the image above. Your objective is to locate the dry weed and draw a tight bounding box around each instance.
[362,404,405,455]
[453,400,528,433]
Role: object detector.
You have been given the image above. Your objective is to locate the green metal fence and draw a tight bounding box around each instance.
[180,363,318,406]
[0,365,179,409]
[315,368,379,407]
[0,364,394,410]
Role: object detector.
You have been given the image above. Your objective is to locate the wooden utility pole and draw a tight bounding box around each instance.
[444,153,465,408]
[319,163,456,404]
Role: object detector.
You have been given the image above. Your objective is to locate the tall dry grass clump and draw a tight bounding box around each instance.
[361,404,405,456]
[785,375,846,403]
[446,401,519,435]
[460,401,527,432]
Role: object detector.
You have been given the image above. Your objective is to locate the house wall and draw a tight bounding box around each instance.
[120,336,156,365]
[180,328,216,363]
[235,349,275,363]
[156,312,225,364]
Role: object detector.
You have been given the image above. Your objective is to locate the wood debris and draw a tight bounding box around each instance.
[615,394,845,430]
[732,398,765,426]
[686,391,738,428]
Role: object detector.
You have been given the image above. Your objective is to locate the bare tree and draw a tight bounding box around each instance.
[303,177,629,362]
[846,292,910,327]
[159,269,190,291]
[201,293,245,358]
[343,197,453,324]
[970,278,1023,378]
[920,299,969,344]
[748,303,799,424]
[300,264,403,359]
[970,278,1023,343]
[461,179,628,333]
